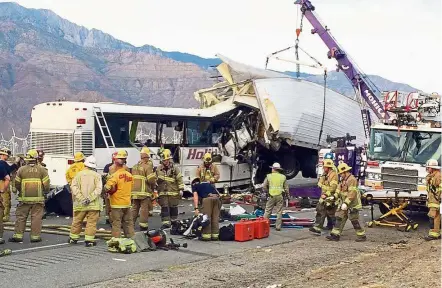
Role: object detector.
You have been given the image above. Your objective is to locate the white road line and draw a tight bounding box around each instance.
[12,241,85,253]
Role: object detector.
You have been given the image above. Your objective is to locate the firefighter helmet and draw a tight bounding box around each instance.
[0,147,11,156]
[323,159,334,168]
[426,159,440,169]
[140,147,150,155]
[74,152,85,162]
[203,153,212,163]
[161,149,172,161]
[115,150,128,159]
[337,162,352,174]
[25,149,38,161]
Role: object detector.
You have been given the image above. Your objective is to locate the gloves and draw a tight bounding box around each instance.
[321,194,327,199]
[318,198,324,204]
[325,196,334,202]
[340,203,348,211]
[82,199,91,206]
[210,177,215,184]
[194,208,199,216]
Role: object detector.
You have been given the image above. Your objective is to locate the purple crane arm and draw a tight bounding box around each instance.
[294,0,389,120]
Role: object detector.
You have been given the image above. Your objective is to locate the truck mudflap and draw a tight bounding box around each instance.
[45,185,73,217]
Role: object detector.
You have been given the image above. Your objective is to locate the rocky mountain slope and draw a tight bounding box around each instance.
[0,2,418,137]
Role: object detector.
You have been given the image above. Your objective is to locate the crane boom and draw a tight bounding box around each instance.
[294,0,389,121]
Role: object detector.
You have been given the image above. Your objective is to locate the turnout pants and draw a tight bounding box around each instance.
[331,208,365,238]
[132,197,152,230]
[1,189,11,221]
[110,208,134,238]
[70,210,100,242]
[13,202,44,240]
[102,191,112,223]
[0,201,4,239]
[428,208,441,238]
[158,195,179,226]
[312,201,337,232]
[263,194,284,230]
[201,197,221,240]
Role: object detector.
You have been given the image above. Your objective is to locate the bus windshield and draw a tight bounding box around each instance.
[368,128,441,164]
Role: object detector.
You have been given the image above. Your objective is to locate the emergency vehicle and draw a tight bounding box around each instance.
[28,101,251,194]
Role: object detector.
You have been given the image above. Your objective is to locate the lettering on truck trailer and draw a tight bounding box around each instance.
[364,90,384,116]
[186,148,219,160]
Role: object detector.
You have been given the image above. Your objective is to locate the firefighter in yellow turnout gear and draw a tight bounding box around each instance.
[424,159,441,241]
[66,152,86,187]
[196,153,220,184]
[310,159,339,235]
[9,150,50,243]
[131,147,156,231]
[69,156,103,246]
[156,149,184,229]
[104,150,135,238]
[263,163,289,231]
[0,147,11,244]
[326,163,366,242]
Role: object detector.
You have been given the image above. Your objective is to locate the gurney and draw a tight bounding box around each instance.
[254,209,315,227]
[365,188,419,232]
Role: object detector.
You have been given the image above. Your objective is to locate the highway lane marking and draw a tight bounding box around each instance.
[11,241,85,253]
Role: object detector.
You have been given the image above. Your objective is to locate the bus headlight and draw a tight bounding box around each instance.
[367,173,374,180]
[418,177,426,185]
[374,173,381,181]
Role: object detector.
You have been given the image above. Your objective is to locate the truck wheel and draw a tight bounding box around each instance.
[281,151,300,180]
[301,153,318,178]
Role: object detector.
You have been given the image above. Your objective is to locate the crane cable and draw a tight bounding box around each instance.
[318,70,328,146]
[295,10,304,78]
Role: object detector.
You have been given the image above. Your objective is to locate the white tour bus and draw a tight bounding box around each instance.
[28,101,252,194]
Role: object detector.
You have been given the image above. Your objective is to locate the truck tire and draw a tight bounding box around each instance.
[301,153,318,178]
[280,151,300,180]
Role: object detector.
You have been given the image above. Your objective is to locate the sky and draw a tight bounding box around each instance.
[2,0,441,92]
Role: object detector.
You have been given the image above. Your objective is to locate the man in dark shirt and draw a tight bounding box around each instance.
[192,177,221,241]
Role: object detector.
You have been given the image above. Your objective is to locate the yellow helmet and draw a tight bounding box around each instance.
[140,147,150,155]
[25,149,38,161]
[74,152,85,162]
[115,150,128,159]
[337,162,352,174]
[203,153,212,163]
[323,159,334,168]
[161,149,172,161]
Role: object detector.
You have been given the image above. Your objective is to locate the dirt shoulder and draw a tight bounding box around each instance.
[86,227,441,288]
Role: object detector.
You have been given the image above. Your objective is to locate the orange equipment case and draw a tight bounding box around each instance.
[253,217,270,239]
[234,219,255,242]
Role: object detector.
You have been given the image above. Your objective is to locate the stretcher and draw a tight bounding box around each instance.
[366,188,419,232]
[254,209,315,227]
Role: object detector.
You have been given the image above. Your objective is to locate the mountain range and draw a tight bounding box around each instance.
[0,2,418,137]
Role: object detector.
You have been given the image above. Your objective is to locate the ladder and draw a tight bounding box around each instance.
[93,106,116,152]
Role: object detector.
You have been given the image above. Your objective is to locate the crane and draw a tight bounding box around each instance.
[294,0,390,130]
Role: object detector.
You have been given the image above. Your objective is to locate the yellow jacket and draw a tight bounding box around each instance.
[131,160,156,199]
[427,170,441,209]
[104,168,134,208]
[196,164,220,183]
[71,169,103,212]
[66,162,85,185]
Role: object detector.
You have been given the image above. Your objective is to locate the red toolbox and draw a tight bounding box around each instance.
[234,219,255,242]
[253,217,270,239]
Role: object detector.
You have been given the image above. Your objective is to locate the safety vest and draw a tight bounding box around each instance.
[156,164,184,197]
[338,174,362,209]
[426,170,441,209]
[15,163,50,203]
[104,168,134,208]
[66,162,85,186]
[71,169,103,212]
[266,172,286,196]
[131,160,156,199]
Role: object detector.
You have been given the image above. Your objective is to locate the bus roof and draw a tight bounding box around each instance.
[34,100,238,118]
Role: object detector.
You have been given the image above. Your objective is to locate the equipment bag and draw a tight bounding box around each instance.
[107,238,137,254]
[219,224,235,241]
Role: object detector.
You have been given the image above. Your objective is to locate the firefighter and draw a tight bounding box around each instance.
[0,148,13,222]
[424,159,441,241]
[326,163,366,242]
[192,177,221,240]
[69,156,102,246]
[131,147,156,231]
[310,159,338,234]
[263,163,289,231]
[66,152,86,187]
[196,153,220,184]
[9,150,50,243]
[0,148,11,244]
[103,150,135,238]
[102,152,117,224]
[156,149,184,229]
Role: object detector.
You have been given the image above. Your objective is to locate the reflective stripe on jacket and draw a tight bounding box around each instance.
[104,168,134,208]
[318,170,338,198]
[156,164,184,197]
[196,164,220,183]
[338,174,361,209]
[427,170,441,209]
[131,160,156,199]
[15,163,50,203]
[71,169,103,212]
[264,172,288,196]
[66,162,85,185]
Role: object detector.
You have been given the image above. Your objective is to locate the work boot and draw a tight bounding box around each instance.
[161,223,171,229]
[8,237,23,243]
[275,228,281,231]
[424,235,441,241]
[309,227,321,235]
[30,238,42,243]
[324,225,333,231]
[326,234,340,241]
[140,226,149,232]
[0,238,5,244]
[2,216,9,222]
[355,235,367,242]
[85,241,97,247]
[68,238,78,244]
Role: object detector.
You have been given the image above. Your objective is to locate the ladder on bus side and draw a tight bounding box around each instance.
[93,106,116,152]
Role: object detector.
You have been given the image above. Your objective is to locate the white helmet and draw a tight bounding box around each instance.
[270,163,282,170]
[84,156,97,169]
[426,159,440,169]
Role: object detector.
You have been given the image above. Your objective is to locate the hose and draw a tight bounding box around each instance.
[2,227,112,240]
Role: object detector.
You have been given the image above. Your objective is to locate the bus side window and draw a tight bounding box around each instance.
[187,120,212,146]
